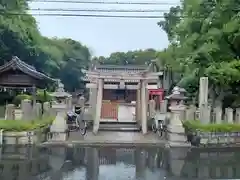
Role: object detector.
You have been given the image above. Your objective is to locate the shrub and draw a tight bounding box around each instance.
[182,120,240,132]
[13,94,32,106]
[0,116,55,131]
[36,90,53,103]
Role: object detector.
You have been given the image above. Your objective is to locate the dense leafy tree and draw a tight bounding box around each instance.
[158,0,240,106]
[0,0,91,92]
[93,49,157,65]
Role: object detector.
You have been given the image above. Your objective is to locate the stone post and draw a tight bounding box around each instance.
[93,78,103,134]
[214,106,222,123]
[166,86,189,147]
[198,77,209,124]
[199,104,211,124]
[226,108,233,123]
[67,96,72,110]
[199,77,208,107]
[35,102,42,119]
[236,108,240,123]
[5,104,15,120]
[140,80,147,134]
[135,89,141,124]
[185,105,196,121]
[149,99,156,118]
[43,102,50,117]
[21,99,32,120]
[89,87,97,114]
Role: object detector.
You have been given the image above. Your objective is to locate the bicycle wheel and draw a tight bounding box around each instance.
[152,123,157,132]
[79,121,87,135]
[68,124,79,132]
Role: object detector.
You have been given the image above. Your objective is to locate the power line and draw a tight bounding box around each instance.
[1,12,226,19]
[29,0,179,5]
[1,12,166,18]
[30,8,169,12]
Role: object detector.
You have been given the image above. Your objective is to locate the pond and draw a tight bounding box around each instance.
[0,145,240,180]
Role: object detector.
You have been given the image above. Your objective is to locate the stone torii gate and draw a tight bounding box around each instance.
[84,64,163,134]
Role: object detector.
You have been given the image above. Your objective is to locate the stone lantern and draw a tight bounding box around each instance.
[166,86,189,146]
[165,86,188,108]
[51,80,72,109]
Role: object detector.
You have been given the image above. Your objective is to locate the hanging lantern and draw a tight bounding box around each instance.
[23,88,26,92]
[3,87,6,92]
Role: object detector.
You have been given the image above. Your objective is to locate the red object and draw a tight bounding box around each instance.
[148,88,164,102]
[101,102,118,120]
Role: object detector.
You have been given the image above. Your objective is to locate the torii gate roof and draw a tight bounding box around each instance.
[83,61,163,82]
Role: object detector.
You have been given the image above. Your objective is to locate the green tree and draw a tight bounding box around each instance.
[0,0,91,92]
[157,0,240,106]
[93,49,157,65]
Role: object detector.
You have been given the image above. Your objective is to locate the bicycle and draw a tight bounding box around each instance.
[67,110,87,136]
[152,119,166,137]
[77,115,87,136]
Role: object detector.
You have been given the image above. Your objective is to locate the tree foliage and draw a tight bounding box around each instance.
[158,0,240,106]
[93,49,157,65]
[0,0,91,92]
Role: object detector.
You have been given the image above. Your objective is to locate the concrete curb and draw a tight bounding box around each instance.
[39,141,167,147]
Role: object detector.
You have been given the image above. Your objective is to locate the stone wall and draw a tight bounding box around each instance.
[2,130,47,145]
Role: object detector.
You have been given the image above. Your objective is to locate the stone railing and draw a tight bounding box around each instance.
[199,132,240,145]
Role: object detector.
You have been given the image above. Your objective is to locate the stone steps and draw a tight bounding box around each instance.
[99,121,141,132]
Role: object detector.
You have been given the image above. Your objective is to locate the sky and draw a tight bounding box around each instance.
[29,0,180,57]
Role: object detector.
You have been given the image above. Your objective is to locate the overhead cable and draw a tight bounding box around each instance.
[29,0,179,5]
[0,12,169,18]
[30,8,170,12]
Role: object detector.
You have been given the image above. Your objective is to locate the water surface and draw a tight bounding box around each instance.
[0,145,240,180]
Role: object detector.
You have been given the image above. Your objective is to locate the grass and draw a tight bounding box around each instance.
[182,120,240,133]
[0,116,55,132]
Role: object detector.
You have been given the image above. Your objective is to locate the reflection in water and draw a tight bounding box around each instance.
[1,146,240,179]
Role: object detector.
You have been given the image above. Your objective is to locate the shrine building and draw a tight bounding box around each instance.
[84,61,166,134]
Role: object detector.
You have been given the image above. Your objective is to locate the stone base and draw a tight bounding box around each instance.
[168,124,185,133]
[168,133,186,142]
[168,141,191,148]
[3,131,38,145]
[51,133,67,141]
[167,124,186,144]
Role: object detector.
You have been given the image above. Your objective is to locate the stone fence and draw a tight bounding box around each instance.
[183,105,240,124]
[4,100,53,120]
[0,100,56,145]
[170,105,240,145]
[166,103,240,146]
